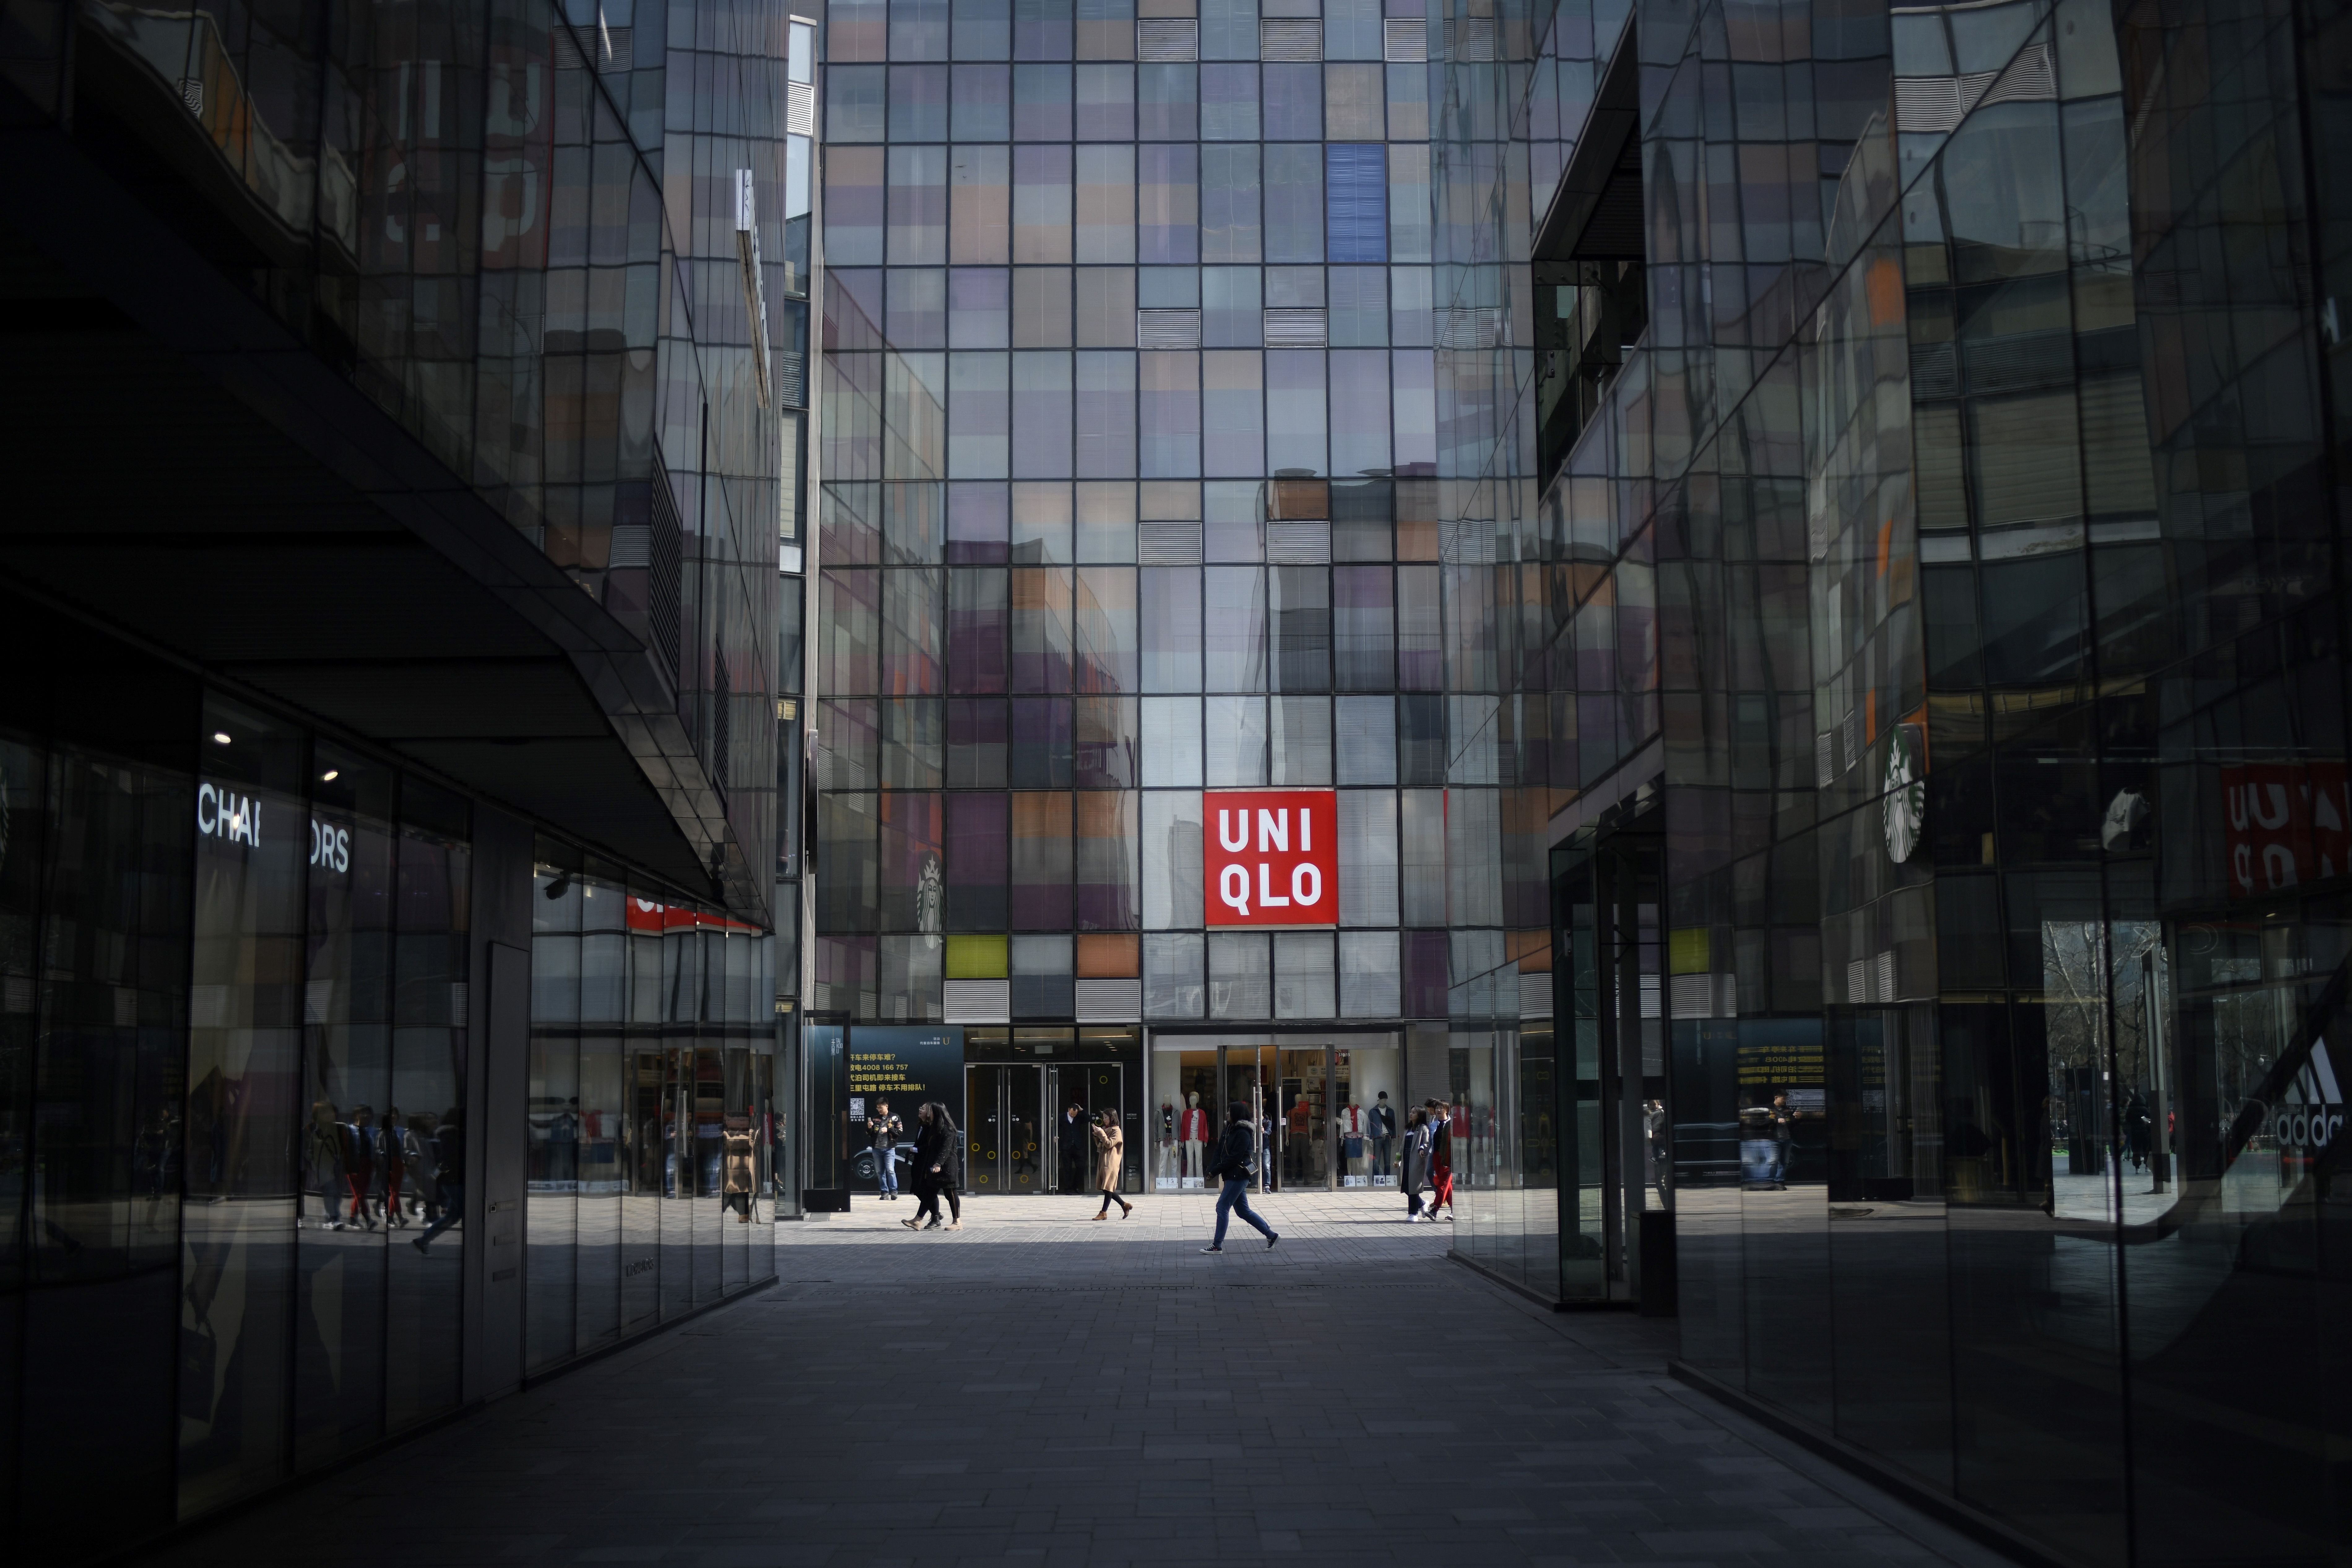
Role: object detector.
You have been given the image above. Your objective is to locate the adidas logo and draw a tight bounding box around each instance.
[2276,1038,2345,1151]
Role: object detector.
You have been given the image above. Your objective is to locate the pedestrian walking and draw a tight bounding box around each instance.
[903,1102,963,1231]
[1091,1109,1133,1219]
[1426,1099,1456,1222]
[1401,1106,1430,1220]
[1201,1101,1279,1253]
[866,1098,904,1201]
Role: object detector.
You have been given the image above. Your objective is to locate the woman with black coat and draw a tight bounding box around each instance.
[903,1102,964,1231]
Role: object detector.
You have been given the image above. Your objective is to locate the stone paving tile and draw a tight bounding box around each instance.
[144,1194,2014,1568]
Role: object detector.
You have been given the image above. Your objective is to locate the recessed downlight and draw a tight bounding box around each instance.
[322,769,340,782]
[211,732,232,745]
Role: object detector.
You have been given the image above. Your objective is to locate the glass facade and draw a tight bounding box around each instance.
[7,0,783,916]
[809,0,1484,1186]
[526,857,777,1374]
[1434,0,2352,1560]
[0,0,791,1553]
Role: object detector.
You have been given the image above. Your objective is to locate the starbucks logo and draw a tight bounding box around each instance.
[917,854,943,950]
[1883,722,1925,864]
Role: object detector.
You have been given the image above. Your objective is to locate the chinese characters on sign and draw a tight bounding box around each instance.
[1203,790,1339,928]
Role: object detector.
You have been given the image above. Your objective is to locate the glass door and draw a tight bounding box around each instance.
[964,1066,1046,1195]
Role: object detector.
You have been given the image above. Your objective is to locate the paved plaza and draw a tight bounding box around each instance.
[149,1193,2013,1567]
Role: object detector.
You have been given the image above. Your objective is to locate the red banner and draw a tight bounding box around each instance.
[2223,762,2350,897]
[1204,790,1339,928]
[624,897,762,934]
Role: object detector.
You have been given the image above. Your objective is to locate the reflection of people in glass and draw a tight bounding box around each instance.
[305,1100,344,1228]
[414,1109,464,1253]
[551,1098,580,1187]
[381,1107,412,1229]
[1058,1102,1089,1193]
[343,1105,378,1229]
[721,1115,755,1222]
[2123,1090,2154,1172]
[139,1107,181,1228]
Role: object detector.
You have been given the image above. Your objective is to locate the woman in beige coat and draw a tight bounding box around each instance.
[1089,1111,1133,1219]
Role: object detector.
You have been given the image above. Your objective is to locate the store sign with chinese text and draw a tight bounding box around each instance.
[1204,789,1338,928]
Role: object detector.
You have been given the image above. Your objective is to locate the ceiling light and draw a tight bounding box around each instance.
[211,732,232,745]
[321,769,340,782]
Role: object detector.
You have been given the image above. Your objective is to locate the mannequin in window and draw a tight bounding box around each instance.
[1178,1091,1209,1181]
[1341,1100,1365,1180]
[1158,1101,1176,1182]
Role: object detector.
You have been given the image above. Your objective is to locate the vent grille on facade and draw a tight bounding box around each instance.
[1137,309,1202,349]
[1439,306,1501,349]
[1383,18,1426,60]
[778,350,807,407]
[179,76,203,114]
[552,24,585,68]
[1518,971,1553,1020]
[1909,341,1959,399]
[610,524,650,568]
[596,25,633,70]
[1815,730,1835,789]
[1964,330,2072,395]
[944,979,1011,1023]
[1979,42,2055,106]
[1075,978,1142,1022]
[1846,952,1899,1005]
[648,455,683,688]
[1137,18,1197,59]
[1446,15,1496,59]
[1139,518,1202,564]
[1266,521,1330,563]
[786,80,816,136]
[1260,18,1321,58]
[1263,308,1327,346]
[1666,973,1737,1019]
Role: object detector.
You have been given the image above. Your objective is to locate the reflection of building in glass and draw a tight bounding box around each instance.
[1437,0,2352,1560]
[0,0,792,1553]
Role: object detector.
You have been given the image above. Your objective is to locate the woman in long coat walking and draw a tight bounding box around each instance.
[1090,1110,1133,1219]
[903,1102,963,1231]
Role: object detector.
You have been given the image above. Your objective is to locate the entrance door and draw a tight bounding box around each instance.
[964,1065,1046,1195]
[1050,1063,1127,1193]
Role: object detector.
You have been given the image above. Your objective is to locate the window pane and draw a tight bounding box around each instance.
[1141,567,1203,691]
[1201,61,1259,138]
[1076,791,1139,928]
[1274,932,1335,1018]
[1203,694,1268,785]
[1143,931,1205,1017]
[1203,565,1266,690]
[1075,695,1140,786]
[1337,787,1397,923]
[1141,790,1204,926]
[951,143,1011,263]
[1141,695,1203,785]
[1203,349,1265,476]
[1012,566,1075,690]
[1208,931,1271,1018]
[1137,143,1200,264]
[1339,929,1400,1016]
[1011,792,1073,928]
[1201,145,1262,262]
[1014,145,1074,262]
[1075,566,1139,691]
[1334,694,1396,783]
[1269,694,1331,784]
[1075,145,1136,263]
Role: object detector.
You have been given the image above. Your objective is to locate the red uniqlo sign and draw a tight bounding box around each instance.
[1204,789,1339,928]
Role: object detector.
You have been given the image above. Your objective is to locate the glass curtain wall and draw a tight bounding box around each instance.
[0,681,482,1555]
[526,858,777,1378]
[813,0,1446,1046]
[1436,0,2352,1560]
[28,0,779,906]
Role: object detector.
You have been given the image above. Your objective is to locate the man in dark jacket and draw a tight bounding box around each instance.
[1201,1101,1278,1253]
[1057,1102,1090,1194]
